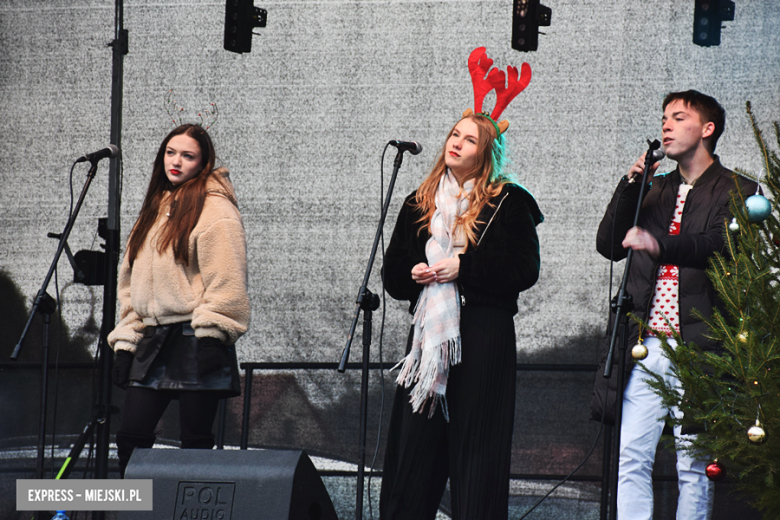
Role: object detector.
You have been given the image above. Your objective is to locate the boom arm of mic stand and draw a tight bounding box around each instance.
[339,150,405,372]
[11,161,101,361]
[603,139,660,378]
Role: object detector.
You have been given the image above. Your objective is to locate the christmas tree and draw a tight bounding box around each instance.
[642,103,779,518]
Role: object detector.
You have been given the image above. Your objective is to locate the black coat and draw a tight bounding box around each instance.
[590,158,757,424]
[382,183,543,314]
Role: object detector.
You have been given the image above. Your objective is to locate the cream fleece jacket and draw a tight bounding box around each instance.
[108,168,250,353]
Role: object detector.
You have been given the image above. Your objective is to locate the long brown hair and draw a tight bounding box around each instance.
[126,124,219,266]
[413,114,506,247]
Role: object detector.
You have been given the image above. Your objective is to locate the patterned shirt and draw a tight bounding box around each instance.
[648,183,693,335]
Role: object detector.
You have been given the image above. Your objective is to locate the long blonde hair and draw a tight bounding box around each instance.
[413,114,512,247]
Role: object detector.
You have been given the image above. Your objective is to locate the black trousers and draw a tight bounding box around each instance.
[116,387,221,476]
[380,305,517,520]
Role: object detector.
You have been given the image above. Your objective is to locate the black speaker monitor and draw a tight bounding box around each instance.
[120,448,337,520]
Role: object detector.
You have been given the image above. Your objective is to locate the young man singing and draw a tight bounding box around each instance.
[591,90,757,519]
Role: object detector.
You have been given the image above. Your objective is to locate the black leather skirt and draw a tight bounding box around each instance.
[129,321,240,398]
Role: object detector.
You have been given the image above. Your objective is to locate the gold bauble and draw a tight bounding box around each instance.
[632,343,648,360]
[748,420,766,443]
[737,333,748,343]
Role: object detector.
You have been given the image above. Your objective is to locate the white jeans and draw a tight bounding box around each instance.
[617,336,714,520]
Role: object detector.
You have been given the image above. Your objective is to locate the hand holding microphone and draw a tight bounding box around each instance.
[627,147,665,183]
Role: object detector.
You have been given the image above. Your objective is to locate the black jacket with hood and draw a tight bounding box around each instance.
[383,183,544,315]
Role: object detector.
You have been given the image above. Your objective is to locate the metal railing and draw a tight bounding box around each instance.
[238,362,603,479]
[1,360,679,519]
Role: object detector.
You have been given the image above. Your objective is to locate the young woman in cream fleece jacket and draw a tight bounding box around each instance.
[107,124,249,477]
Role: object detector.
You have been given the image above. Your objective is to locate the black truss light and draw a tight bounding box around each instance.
[512,0,552,52]
[693,0,735,47]
[224,0,267,54]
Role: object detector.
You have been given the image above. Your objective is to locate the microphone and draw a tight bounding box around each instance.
[76,144,120,163]
[388,140,423,155]
[649,149,665,163]
[629,143,666,184]
[646,139,664,164]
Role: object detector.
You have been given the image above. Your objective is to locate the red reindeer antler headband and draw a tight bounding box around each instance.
[463,47,532,135]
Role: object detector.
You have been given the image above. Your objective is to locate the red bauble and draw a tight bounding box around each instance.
[706,460,725,482]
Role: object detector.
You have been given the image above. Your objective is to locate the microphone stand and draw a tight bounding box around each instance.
[339,148,409,520]
[11,159,102,361]
[11,160,102,518]
[603,139,661,520]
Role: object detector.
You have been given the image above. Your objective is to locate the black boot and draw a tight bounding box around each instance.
[180,433,215,450]
[116,431,156,478]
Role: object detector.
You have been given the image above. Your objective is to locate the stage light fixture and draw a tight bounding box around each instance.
[224,0,267,54]
[693,0,735,47]
[512,0,551,52]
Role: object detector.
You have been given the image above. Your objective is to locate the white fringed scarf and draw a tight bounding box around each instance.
[395,171,473,419]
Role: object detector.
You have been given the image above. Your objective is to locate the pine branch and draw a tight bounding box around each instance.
[747,102,772,179]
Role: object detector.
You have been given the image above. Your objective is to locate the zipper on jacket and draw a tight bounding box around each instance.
[459,190,508,309]
[458,189,509,307]
[476,192,509,248]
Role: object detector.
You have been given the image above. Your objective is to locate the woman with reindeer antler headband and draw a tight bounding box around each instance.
[380,48,543,519]
[107,119,249,478]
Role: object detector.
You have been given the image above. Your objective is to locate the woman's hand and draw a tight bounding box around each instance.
[198,337,228,376]
[430,257,460,283]
[411,263,437,285]
[112,350,134,390]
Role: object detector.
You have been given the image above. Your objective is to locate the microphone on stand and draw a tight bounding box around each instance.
[629,143,665,184]
[388,140,423,155]
[649,148,665,163]
[75,144,120,163]
[647,139,665,163]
